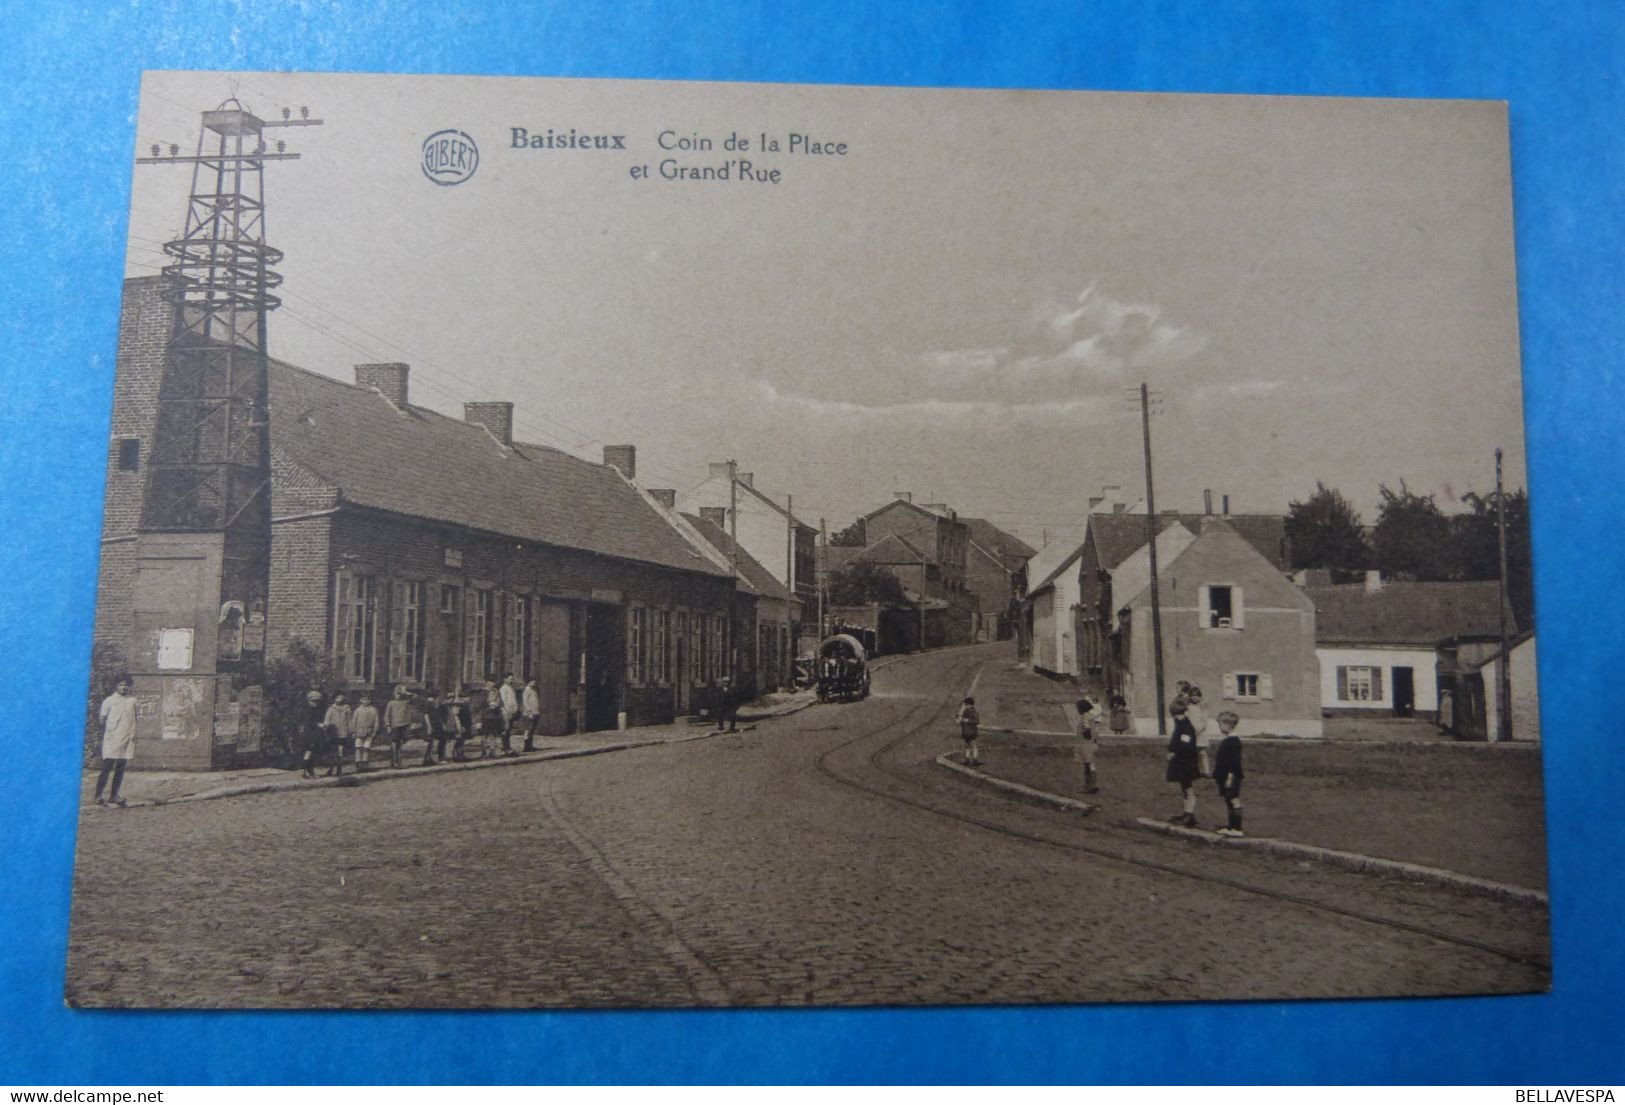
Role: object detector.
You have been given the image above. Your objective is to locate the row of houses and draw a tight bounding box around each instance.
[1023,487,1537,740]
[96,277,828,769]
[817,496,1035,654]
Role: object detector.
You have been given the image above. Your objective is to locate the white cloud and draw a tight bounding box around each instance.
[752,380,1115,424]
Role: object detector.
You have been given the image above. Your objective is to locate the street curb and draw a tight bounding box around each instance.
[1131,817,1549,906]
[934,752,1097,815]
[137,726,738,809]
[736,695,818,722]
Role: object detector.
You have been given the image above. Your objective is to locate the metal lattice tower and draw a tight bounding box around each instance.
[129,97,320,767]
[138,100,312,536]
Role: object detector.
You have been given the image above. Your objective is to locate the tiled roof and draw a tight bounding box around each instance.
[960,517,1036,565]
[1089,512,1287,571]
[1022,536,1088,594]
[681,513,788,599]
[1306,580,1512,646]
[269,362,729,578]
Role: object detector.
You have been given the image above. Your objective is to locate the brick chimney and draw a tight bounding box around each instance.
[648,489,677,509]
[464,401,514,445]
[603,445,636,480]
[355,363,410,407]
[1203,488,1214,515]
[699,506,727,528]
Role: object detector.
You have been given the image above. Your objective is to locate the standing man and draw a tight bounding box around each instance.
[521,677,541,753]
[350,692,380,772]
[94,675,137,808]
[499,673,521,756]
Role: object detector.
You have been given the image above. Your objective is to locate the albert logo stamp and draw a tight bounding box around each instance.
[421,129,479,185]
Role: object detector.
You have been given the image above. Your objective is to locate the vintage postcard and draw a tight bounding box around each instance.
[68,72,1547,1008]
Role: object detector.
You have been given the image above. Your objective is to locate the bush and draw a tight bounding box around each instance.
[262,639,342,767]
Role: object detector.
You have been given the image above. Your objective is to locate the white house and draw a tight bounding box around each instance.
[1306,575,1509,719]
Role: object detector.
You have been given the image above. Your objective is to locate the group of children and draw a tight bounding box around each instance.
[952,682,1247,836]
[1164,684,1246,836]
[296,675,544,778]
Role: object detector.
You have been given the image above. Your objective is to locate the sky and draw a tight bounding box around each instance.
[122,72,1528,551]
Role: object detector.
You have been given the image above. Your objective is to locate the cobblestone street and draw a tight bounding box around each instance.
[66,643,1548,1008]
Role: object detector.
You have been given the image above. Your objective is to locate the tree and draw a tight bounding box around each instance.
[1454,488,1534,630]
[1372,482,1452,580]
[829,519,866,547]
[1284,482,1371,577]
[827,560,907,605]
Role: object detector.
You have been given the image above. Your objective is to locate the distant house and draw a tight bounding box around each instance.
[1021,535,1090,677]
[1116,517,1321,737]
[1064,507,1285,686]
[682,512,795,692]
[1307,576,1510,720]
[841,497,979,647]
[672,463,817,645]
[959,516,1035,642]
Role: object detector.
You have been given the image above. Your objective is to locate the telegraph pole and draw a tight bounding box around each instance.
[785,492,794,690]
[727,459,739,681]
[1495,448,1512,742]
[1138,383,1168,734]
[818,516,827,638]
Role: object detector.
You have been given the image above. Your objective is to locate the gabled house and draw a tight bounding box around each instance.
[1078,510,1287,686]
[1307,576,1511,719]
[1116,516,1321,737]
[682,512,795,691]
[671,463,817,640]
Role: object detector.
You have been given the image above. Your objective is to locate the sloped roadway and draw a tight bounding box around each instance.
[66,642,1549,1008]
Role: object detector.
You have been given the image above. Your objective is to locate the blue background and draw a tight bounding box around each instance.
[1,0,1621,1085]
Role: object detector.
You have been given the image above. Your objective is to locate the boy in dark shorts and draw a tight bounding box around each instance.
[1213,710,1246,836]
[957,696,981,766]
[1165,700,1201,826]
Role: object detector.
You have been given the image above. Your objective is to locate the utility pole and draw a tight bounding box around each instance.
[1137,383,1168,734]
[818,516,827,638]
[727,459,739,682]
[1495,448,1512,742]
[785,492,794,691]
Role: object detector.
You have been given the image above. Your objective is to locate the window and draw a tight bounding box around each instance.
[508,593,532,680]
[1224,672,1273,701]
[652,608,671,684]
[333,571,378,682]
[440,584,459,615]
[464,587,494,684]
[712,614,726,681]
[389,580,427,684]
[1200,584,1244,629]
[626,605,647,686]
[1338,665,1382,703]
[116,438,140,471]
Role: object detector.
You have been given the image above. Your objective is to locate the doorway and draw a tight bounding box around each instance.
[583,602,625,731]
[1392,666,1415,718]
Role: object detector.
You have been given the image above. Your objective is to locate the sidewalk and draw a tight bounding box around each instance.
[82,690,817,810]
[957,656,1550,890]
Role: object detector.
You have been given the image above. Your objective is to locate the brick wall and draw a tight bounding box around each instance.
[92,277,171,650]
